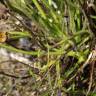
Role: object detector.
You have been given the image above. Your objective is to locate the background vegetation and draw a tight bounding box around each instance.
[0,0,96,96]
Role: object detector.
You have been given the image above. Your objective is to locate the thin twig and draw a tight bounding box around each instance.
[67,51,93,83]
[86,61,95,95]
[0,71,31,79]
